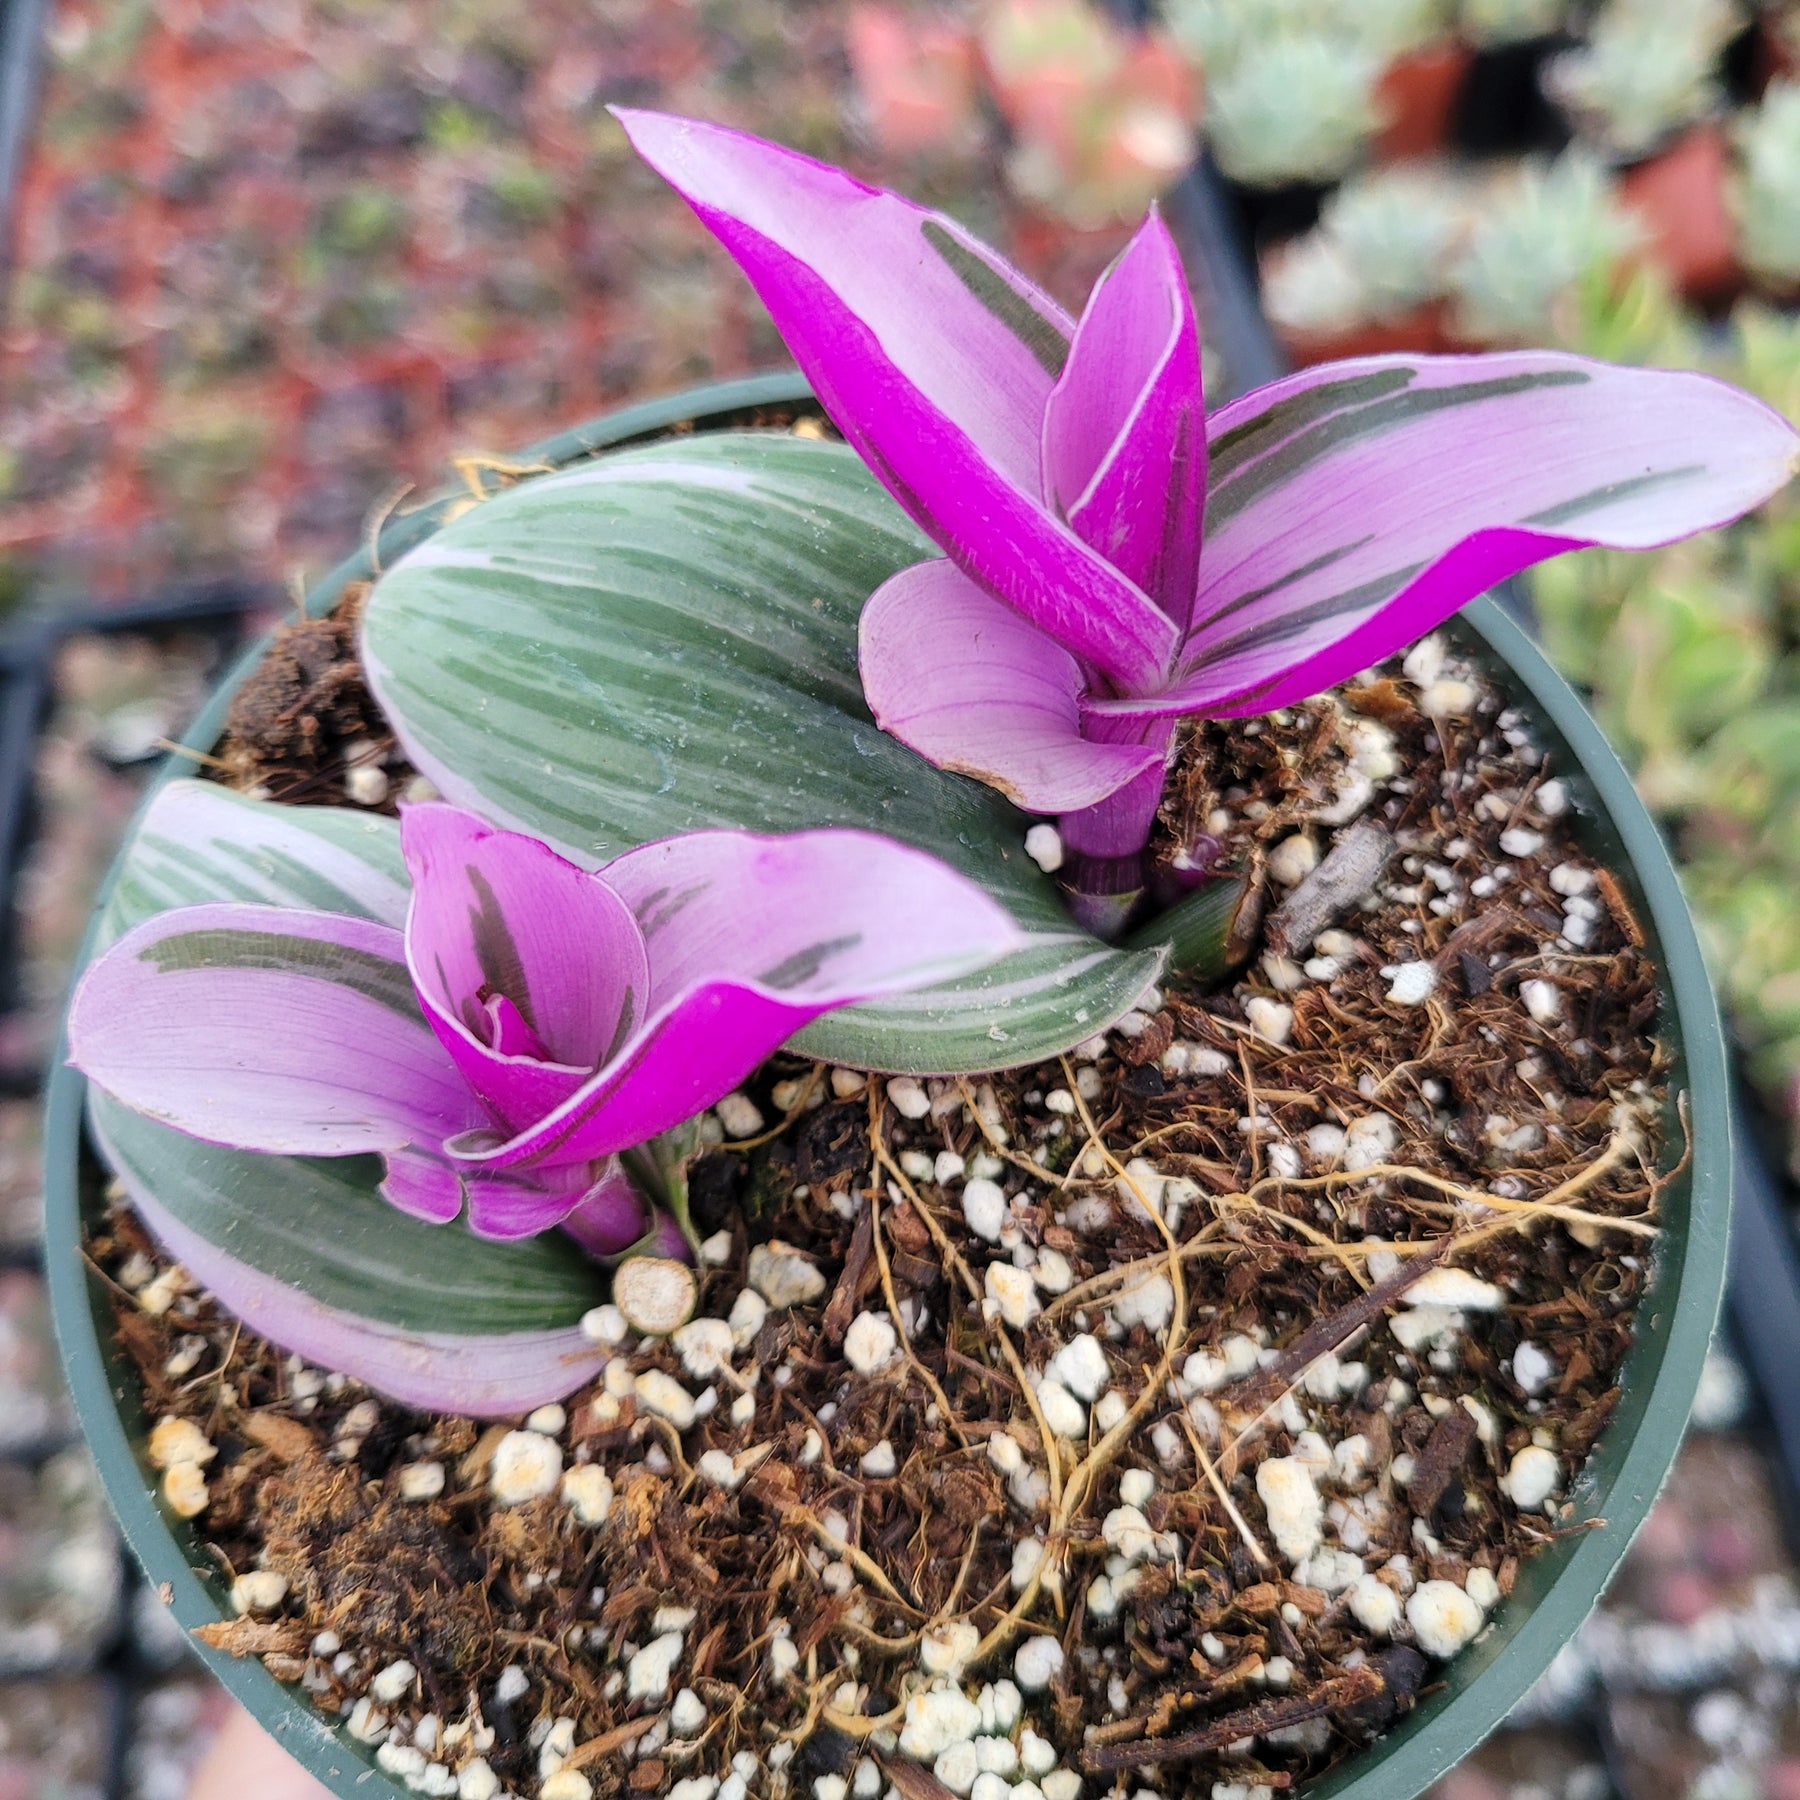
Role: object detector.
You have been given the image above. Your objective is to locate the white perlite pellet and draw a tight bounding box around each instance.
[1245,997,1294,1045]
[1111,1274,1175,1334]
[961,1178,1008,1242]
[377,1743,426,1782]
[1420,677,1475,716]
[398,1460,446,1502]
[1341,1112,1399,1172]
[628,1633,684,1701]
[149,1416,217,1469]
[1499,827,1543,858]
[1466,1566,1501,1609]
[1020,1729,1057,1777]
[934,1743,980,1795]
[670,1687,707,1735]
[1521,978,1564,1025]
[370,1659,417,1703]
[457,1759,500,1800]
[635,1371,699,1431]
[1348,1575,1400,1636]
[976,1737,1018,1777]
[920,1619,981,1677]
[749,1240,828,1308]
[673,1780,718,1800]
[698,1449,745,1491]
[1047,1334,1109,1403]
[1042,1774,1082,1800]
[900,1688,982,1757]
[490,1432,562,1506]
[579,1303,628,1345]
[728,1287,768,1348]
[861,1439,898,1478]
[1119,1468,1155,1508]
[1403,1268,1505,1311]
[1407,1581,1484,1657]
[1500,1444,1561,1511]
[1267,833,1319,887]
[541,1773,594,1800]
[887,1077,932,1120]
[1024,824,1064,872]
[1381,960,1437,1006]
[1512,1340,1555,1394]
[1036,1379,1087,1441]
[229,1571,289,1615]
[525,1402,566,1436]
[1014,1635,1065,1691]
[985,1262,1040,1329]
[715,1092,764,1138]
[673,1318,736,1380]
[562,1464,615,1524]
[845,1312,900,1374]
[1256,1457,1322,1564]
[1103,1505,1174,1565]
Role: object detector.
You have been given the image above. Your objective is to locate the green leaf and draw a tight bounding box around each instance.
[362,432,1162,1071]
[93,1093,604,1334]
[100,779,408,946]
[92,782,600,1338]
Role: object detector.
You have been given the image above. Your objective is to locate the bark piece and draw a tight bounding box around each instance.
[1078,1665,1384,1771]
[1406,1406,1478,1518]
[1266,823,1395,956]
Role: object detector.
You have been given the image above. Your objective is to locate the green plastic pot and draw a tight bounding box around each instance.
[46,372,1732,1799]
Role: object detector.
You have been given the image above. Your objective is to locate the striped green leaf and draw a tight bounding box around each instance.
[100,780,407,946]
[93,1094,605,1334]
[361,431,1162,1071]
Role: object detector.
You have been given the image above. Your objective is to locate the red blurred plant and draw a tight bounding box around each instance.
[981,0,1196,227]
[846,5,983,158]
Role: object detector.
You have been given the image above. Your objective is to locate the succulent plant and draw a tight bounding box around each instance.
[1735,82,1800,289]
[1455,0,1572,47]
[1160,0,1336,68]
[1543,0,1739,160]
[1204,33,1386,186]
[1261,232,1373,338]
[1530,290,1800,1169]
[1261,165,1469,338]
[1448,150,1640,342]
[1312,165,1470,320]
[1358,0,1455,62]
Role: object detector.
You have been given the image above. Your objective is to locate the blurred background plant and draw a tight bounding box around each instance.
[1529,273,1800,1180]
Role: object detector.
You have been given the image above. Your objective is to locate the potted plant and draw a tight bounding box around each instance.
[48,113,1799,1800]
[1733,80,1800,297]
[1445,149,1640,343]
[1365,1,1473,162]
[1543,0,1744,304]
[1260,164,1466,361]
[1162,0,1385,237]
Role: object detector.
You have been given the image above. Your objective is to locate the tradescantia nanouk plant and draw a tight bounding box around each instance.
[72,804,1019,1245]
[618,110,1800,932]
[69,110,1800,1417]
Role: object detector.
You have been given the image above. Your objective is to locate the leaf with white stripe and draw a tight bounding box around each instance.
[361,431,1162,1071]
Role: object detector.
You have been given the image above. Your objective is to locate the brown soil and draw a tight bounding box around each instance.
[90,626,1673,1800]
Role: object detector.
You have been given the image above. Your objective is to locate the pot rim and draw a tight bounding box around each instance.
[43,368,1731,1800]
